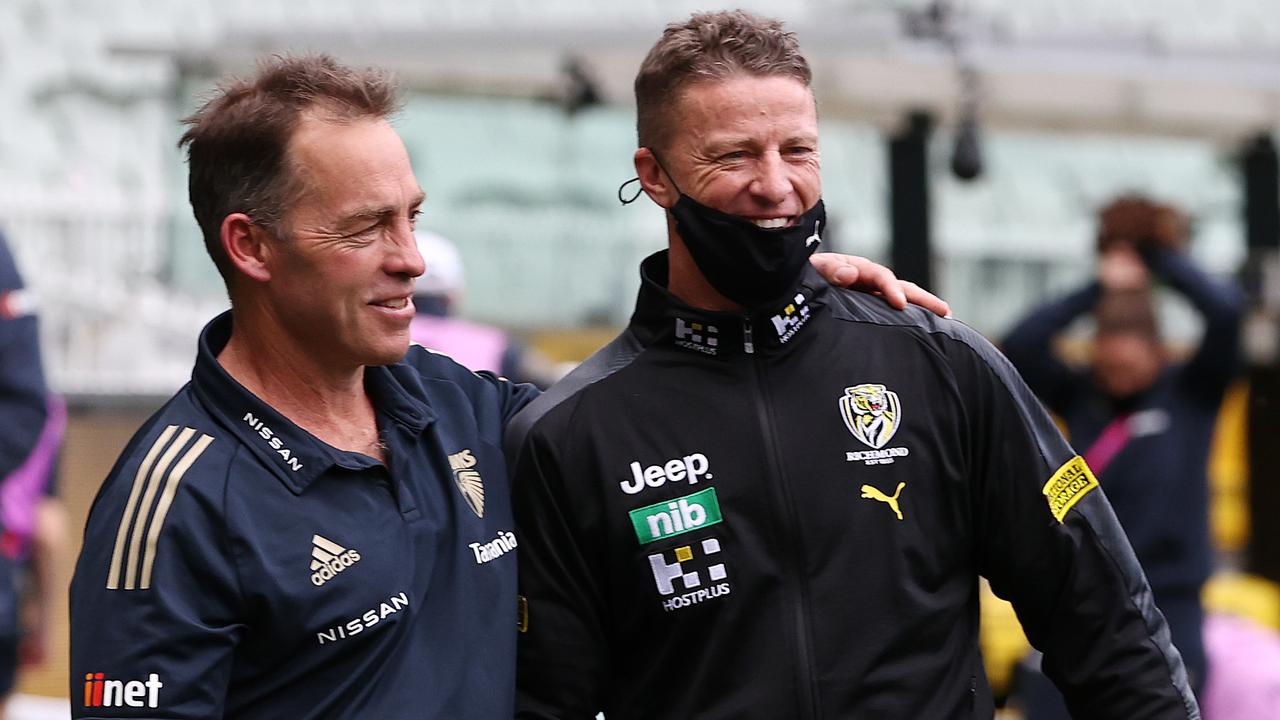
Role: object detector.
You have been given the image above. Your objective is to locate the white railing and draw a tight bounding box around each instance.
[1,194,225,398]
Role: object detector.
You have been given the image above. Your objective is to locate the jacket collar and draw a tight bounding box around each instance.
[190,311,436,494]
[629,251,828,357]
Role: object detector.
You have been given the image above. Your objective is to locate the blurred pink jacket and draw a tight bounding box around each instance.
[1201,613,1280,720]
[410,315,508,376]
[0,394,64,559]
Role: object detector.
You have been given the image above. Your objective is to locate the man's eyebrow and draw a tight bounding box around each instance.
[340,191,427,224]
[705,136,754,151]
[704,134,818,154]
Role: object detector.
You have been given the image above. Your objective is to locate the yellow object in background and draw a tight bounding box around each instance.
[1208,382,1250,553]
[979,580,1031,698]
[1203,572,1280,632]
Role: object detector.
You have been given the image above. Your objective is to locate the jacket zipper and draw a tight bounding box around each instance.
[744,317,821,719]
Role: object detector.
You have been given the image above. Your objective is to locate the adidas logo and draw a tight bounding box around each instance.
[310,534,361,587]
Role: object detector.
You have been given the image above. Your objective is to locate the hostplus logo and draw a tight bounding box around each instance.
[674,317,719,355]
[310,534,361,586]
[629,488,723,544]
[648,537,731,612]
[770,293,812,343]
[82,672,163,709]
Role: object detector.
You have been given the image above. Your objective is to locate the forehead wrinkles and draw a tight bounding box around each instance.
[681,79,814,137]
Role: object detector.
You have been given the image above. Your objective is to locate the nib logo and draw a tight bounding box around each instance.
[83,672,163,708]
[629,488,723,544]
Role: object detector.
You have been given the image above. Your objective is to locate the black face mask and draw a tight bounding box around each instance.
[619,159,826,308]
[670,193,825,308]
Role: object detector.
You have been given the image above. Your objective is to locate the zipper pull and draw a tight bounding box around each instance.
[742,319,755,354]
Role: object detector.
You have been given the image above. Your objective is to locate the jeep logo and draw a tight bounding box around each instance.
[622,453,711,495]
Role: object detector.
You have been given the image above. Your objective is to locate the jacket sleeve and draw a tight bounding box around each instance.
[70,427,243,719]
[1000,282,1099,414]
[0,237,48,479]
[950,328,1200,719]
[511,421,610,719]
[1144,247,1244,400]
[483,371,542,430]
[402,344,542,431]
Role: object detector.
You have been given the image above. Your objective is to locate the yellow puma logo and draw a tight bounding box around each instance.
[860,482,905,521]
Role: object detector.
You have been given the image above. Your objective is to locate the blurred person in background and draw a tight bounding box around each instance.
[506,11,1197,720]
[1003,194,1245,717]
[410,230,561,388]
[67,53,949,719]
[0,233,65,720]
[2,396,66,669]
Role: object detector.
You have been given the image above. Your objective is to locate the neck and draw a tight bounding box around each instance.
[217,305,384,460]
[666,220,743,313]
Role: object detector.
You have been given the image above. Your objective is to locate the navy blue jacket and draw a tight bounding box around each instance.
[1003,248,1244,593]
[0,235,48,481]
[71,311,538,719]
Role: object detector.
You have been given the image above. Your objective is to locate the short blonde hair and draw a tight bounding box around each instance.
[634,10,812,152]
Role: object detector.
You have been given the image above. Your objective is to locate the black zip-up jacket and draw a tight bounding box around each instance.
[506,252,1199,720]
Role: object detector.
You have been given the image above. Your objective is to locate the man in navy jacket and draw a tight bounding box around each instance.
[69,55,542,719]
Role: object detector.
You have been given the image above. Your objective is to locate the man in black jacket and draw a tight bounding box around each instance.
[507,10,1200,719]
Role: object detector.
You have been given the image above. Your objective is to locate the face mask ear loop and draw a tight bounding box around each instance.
[648,150,685,197]
[619,149,687,208]
[617,177,643,205]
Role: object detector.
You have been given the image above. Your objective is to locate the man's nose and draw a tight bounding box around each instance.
[389,227,426,278]
[749,152,792,205]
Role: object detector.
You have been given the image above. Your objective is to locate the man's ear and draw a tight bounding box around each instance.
[220,213,274,283]
[635,148,676,209]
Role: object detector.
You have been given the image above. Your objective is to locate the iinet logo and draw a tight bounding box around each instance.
[83,672,163,709]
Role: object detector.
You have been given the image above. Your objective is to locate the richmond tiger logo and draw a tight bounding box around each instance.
[839,383,902,450]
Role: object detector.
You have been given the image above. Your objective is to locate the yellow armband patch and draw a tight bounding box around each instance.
[1041,455,1099,523]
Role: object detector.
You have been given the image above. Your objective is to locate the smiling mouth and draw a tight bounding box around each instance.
[371,297,410,310]
[751,217,793,229]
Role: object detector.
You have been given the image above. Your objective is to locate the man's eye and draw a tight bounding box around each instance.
[346,224,379,240]
[718,151,749,162]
